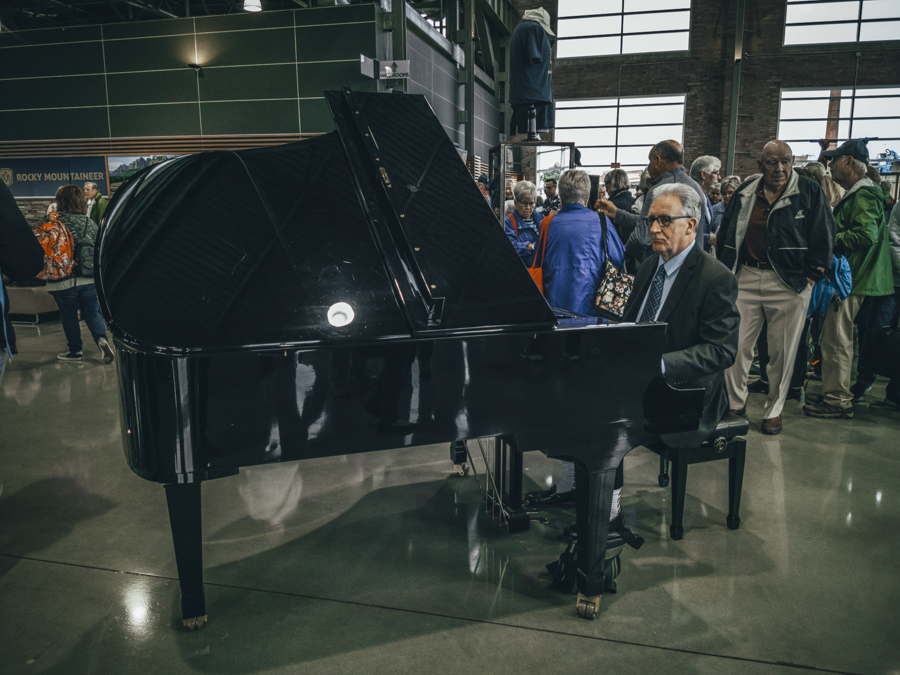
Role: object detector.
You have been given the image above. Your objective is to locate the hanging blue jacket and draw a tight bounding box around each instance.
[808,254,853,319]
[504,209,540,266]
[541,204,626,316]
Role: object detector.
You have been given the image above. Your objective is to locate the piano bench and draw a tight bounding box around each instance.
[645,413,749,541]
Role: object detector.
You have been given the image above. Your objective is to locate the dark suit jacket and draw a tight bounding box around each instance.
[622,243,739,447]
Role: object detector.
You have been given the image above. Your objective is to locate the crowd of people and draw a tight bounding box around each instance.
[497,136,899,441]
[1,181,114,386]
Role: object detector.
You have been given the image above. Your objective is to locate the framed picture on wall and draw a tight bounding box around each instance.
[109,155,180,191]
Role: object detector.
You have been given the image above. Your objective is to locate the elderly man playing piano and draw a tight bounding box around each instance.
[547,183,740,612]
[615,183,740,516]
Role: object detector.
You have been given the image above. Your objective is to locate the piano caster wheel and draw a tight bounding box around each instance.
[658,474,669,488]
[576,592,601,620]
[182,615,208,631]
[454,463,469,477]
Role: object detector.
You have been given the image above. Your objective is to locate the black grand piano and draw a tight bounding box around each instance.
[95,88,703,629]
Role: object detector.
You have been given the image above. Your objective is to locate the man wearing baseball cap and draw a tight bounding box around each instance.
[476,173,490,203]
[804,139,895,418]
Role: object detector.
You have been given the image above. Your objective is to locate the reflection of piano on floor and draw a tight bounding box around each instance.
[96,88,703,629]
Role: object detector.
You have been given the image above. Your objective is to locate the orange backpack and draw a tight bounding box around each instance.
[33,213,75,281]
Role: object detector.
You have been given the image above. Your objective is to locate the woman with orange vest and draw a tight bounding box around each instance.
[504,180,541,266]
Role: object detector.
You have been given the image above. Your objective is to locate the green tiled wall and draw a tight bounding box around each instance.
[0,6,380,141]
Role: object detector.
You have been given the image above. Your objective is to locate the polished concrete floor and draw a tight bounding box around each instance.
[1,323,899,675]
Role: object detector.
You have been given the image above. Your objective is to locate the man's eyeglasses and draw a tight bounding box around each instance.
[517,201,536,208]
[642,215,691,228]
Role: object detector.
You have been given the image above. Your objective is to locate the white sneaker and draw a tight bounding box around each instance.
[97,338,114,364]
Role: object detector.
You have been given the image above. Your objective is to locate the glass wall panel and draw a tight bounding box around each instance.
[622,32,689,54]
[786,2,860,23]
[556,95,685,171]
[623,10,690,33]
[784,23,858,45]
[853,96,900,117]
[617,124,683,145]
[780,99,832,120]
[623,0,690,11]
[559,0,620,18]
[623,104,685,125]
[777,87,900,161]
[617,145,656,167]
[556,107,619,128]
[557,16,621,39]
[862,0,900,20]
[557,0,691,57]
[860,20,900,41]
[556,36,620,58]
[785,0,900,45]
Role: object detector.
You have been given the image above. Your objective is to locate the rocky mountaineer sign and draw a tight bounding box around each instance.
[1,157,109,197]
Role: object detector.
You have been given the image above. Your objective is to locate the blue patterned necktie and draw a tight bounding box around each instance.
[639,264,667,323]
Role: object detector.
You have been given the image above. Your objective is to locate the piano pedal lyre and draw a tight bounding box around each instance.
[183,615,208,631]
[450,440,469,477]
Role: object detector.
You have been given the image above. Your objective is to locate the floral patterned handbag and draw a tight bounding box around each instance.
[593,217,634,321]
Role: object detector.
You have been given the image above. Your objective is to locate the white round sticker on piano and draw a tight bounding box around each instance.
[327,302,355,327]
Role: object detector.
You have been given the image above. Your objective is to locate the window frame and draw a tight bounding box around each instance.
[554,94,687,173]
[776,85,900,161]
[783,0,900,47]
[555,1,692,60]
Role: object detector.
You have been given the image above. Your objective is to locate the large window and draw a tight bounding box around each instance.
[556,0,691,59]
[785,0,900,46]
[553,95,686,173]
[777,87,900,161]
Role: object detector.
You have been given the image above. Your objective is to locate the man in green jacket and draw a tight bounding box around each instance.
[804,139,895,418]
[84,182,109,227]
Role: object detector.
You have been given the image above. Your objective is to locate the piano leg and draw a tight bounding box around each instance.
[573,464,617,620]
[164,482,207,631]
[727,438,747,530]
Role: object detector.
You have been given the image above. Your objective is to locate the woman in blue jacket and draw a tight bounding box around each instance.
[504,181,541,266]
[542,170,626,316]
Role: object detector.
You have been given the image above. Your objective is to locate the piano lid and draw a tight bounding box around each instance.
[96,89,555,352]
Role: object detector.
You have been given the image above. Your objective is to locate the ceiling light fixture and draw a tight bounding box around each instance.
[243,0,262,11]
[188,63,204,78]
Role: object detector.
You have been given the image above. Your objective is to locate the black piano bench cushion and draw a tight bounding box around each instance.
[708,412,749,441]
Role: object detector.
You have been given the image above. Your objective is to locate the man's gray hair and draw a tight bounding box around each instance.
[720,174,742,192]
[558,169,591,205]
[840,156,868,174]
[652,183,702,222]
[803,162,825,180]
[84,182,98,190]
[689,155,721,182]
[513,180,536,203]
